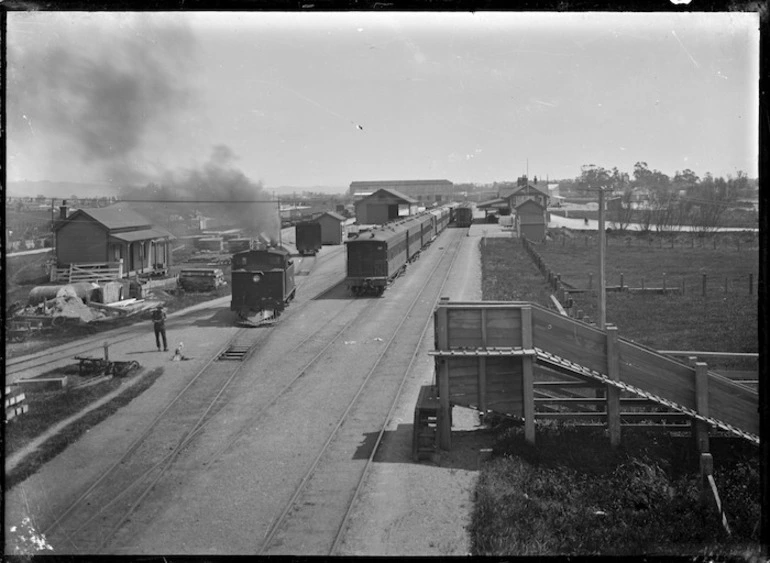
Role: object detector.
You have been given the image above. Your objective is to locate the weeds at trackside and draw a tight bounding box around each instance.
[5,367,164,491]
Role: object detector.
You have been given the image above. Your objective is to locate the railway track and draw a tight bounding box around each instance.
[38,294,365,554]
[258,229,463,555]
[15,228,460,554]
[6,249,343,380]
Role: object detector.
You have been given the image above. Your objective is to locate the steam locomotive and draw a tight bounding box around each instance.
[230,246,296,325]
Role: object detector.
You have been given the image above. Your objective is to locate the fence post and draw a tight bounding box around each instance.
[103,341,109,361]
[606,325,621,446]
[702,274,707,297]
[620,273,624,290]
[693,362,710,454]
[521,305,535,445]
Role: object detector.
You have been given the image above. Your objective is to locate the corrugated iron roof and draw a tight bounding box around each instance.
[477,198,507,208]
[356,188,419,204]
[512,184,549,197]
[57,205,154,231]
[108,227,175,242]
[350,179,452,188]
[319,211,345,221]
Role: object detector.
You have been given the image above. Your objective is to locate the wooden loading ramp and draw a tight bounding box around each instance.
[427,301,759,450]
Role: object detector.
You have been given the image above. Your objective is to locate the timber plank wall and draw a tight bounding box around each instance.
[434,301,759,438]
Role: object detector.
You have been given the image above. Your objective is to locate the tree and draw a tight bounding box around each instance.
[690,173,735,232]
[632,162,651,185]
[579,165,612,190]
[608,188,635,232]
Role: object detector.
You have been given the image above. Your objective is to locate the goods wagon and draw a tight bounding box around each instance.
[346,207,450,296]
[295,221,322,256]
[231,247,296,325]
[453,205,473,228]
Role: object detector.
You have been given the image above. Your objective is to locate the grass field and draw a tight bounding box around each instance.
[474,237,760,557]
[530,235,759,357]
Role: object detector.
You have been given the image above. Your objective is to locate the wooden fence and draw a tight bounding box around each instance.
[547,230,758,252]
[5,386,29,421]
[522,238,757,321]
[50,260,124,283]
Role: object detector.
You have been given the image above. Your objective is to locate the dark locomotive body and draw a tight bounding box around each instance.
[230,247,296,324]
[346,206,450,296]
[295,221,322,255]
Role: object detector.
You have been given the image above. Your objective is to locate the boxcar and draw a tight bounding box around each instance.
[295,221,322,256]
[454,205,473,228]
[230,247,296,324]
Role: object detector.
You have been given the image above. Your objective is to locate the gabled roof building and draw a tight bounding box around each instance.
[53,204,174,278]
[353,188,420,225]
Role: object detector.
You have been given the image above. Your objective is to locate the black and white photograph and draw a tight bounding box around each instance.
[4,10,762,557]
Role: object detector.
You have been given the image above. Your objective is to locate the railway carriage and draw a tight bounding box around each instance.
[453,205,473,228]
[346,208,449,296]
[231,246,296,325]
[429,206,450,238]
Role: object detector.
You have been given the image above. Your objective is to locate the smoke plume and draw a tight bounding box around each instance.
[9,14,280,240]
[161,145,280,240]
[8,13,196,185]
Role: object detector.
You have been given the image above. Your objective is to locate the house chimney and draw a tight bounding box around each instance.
[59,200,69,219]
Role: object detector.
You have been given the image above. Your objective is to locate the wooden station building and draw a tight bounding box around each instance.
[53,204,174,280]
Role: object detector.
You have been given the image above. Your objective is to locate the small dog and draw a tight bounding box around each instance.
[171,342,190,362]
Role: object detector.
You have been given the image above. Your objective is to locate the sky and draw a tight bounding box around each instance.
[6,12,759,193]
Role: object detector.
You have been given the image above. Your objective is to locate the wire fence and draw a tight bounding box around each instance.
[522,236,758,302]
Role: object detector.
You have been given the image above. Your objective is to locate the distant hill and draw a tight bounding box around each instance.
[269,185,347,196]
[7,180,119,199]
[8,181,348,199]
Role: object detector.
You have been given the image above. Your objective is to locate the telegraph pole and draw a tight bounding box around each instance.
[584,180,611,330]
[597,187,607,330]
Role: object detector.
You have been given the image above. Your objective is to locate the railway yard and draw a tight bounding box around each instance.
[5,218,498,556]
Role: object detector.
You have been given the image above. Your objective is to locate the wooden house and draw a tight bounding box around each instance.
[315,211,346,245]
[52,204,174,281]
[353,188,419,225]
[508,184,550,209]
[515,199,548,241]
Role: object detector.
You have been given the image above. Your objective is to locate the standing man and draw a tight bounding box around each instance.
[152,304,168,352]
